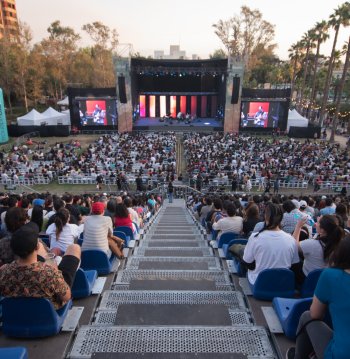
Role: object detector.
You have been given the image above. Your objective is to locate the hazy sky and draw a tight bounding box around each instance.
[16,0,349,60]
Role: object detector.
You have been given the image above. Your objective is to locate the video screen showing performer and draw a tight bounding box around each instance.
[240,101,282,129]
[77,99,117,127]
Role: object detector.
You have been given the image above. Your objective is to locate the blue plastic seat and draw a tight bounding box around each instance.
[39,234,50,247]
[222,238,247,258]
[113,230,128,243]
[273,297,312,339]
[300,269,323,298]
[71,268,98,299]
[81,249,116,275]
[250,268,295,301]
[2,297,72,338]
[217,232,240,249]
[223,238,248,277]
[0,347,28,359]
[114,226,134,245]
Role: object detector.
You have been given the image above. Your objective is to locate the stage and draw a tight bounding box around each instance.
[132,117,223,132]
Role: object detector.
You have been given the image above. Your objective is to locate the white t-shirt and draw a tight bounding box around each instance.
[212,216,243,235]
[46,223,80,253]
[243,229,299,285]
[82,215,113,255]
[300,238,326,275]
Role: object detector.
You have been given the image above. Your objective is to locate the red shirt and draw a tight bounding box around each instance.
[114,215,133,229]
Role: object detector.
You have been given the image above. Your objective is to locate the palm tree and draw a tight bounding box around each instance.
[330,37,350,142]
[298,30,316,112]
[308,21,329,120]
[288,41,303,101]
[319,2,350,127]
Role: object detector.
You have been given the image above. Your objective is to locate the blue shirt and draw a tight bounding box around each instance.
[315,268,350,359]
[319,206,335,216]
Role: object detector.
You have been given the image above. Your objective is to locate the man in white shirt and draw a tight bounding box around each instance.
[212,203,243,237]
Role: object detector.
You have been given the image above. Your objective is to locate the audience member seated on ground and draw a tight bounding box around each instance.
[212,202,243,238]
[0,207,28,267]
[0,222,81,310]
[46,208,82,256]
[83,202,124,259]
[242,203,260,237]
[241,203,299,286]
[292,215,344,286]
[286,236,350,359]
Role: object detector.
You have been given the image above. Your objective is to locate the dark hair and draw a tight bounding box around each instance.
[332,236,350,269]
[226,203,236,217]
[213,198,223,211]
[336,203,348,222]
[205,197,213,206]
[325,198,333,207]
[115,203,129,218]
[282,200,296,213]
[5,207,28,233]
[10,222,39,259]
[31,205,43,231]
[54,208,70,241]
[255,203,283,237]
[53,198,65,212]
[8,196,18,208]
[124,197,132,208]
[318,215,344,262]
[20,198,30,209]
[245,204,259,220]
[106,199,117,214]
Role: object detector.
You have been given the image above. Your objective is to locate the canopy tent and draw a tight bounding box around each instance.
[287,109,308,132]
[17,109,47,126]
[57,96,69,106]
[42,107,70,125]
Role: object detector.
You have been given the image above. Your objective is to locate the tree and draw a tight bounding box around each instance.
[209,49,227,59]
[308,21,329,119]
[14,21,33,112]
[40,21,80,99]
[288,41,303,100]
[330,37,350,141]
[213,6,275,71]
[82,21,118,87]
[319,2,350,127]
[298,30,316,111]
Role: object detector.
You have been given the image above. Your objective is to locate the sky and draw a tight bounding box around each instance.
[16,0,350,60]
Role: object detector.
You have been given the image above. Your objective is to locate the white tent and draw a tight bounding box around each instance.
[17,109,47,126]
[57,96,69,106]
[60,109,71,126]
[42,107,69,125]
[287,109,308,132]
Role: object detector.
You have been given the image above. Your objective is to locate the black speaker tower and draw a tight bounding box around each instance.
[231,76,240,104]
[118,76,127,103]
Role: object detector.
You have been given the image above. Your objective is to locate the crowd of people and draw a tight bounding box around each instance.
[183,133,350,192]
[188,190,350,358]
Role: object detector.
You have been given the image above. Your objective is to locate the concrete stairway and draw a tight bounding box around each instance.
[69,200,276,358]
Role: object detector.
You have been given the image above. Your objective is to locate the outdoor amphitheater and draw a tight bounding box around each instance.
[1,1,350,358]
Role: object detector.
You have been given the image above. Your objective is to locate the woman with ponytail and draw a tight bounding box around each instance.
[46,208,81,256]
[293,214,344,284]
[242,203,300,286]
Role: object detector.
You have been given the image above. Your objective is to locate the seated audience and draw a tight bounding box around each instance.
[242,203,299,285]
[0,222,81,310]
[83,202,124,259]
[286,236,350,359]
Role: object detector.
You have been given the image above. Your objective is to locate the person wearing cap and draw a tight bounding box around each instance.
[82,202,124,259]
[0,222,81,310]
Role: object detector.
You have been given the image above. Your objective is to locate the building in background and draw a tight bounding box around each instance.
[154,45,188,60]
[0,0,18,40]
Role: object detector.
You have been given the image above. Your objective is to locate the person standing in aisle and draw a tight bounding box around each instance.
[168,181,174,203]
